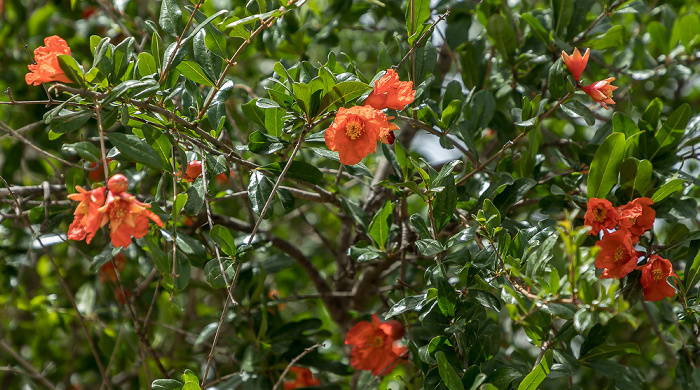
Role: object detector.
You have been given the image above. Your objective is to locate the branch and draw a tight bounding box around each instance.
[0,340,58,390]
[272,343,324,390]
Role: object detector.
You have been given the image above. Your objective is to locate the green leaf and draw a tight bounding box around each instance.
[406,0,431,44]
[432,160,462,189]
[159,0,182,37]
[342,199,370,231]
[410,214,432,240]
[210,225,238,258]
[176,61,215,86]
[137,52,158,77]
[142,124,173,173]
[368,200,394,250]
[259,161,323,185]
[182,369,201,390]
[386,294,427,318]
[468,289,501,312]
[112,37,134,82]
[518,350,552,390]
[552,0,573,35]
[102,79,159,105]
[248,131,289,155]
[522,13,551,45]
[589,25,627,50]
[62,142,101,162]
[207,80,234,131]
[184,178,205,216]
[436,351,465,390]
[677,13,700,52]
[183,9,227,47]
[224,16,252,40]
[173,193,188,217]
[580,343,641,361]
[161,229,208,266]
[619,158,652,196]
[414,41,437,85]
[647,21,669,55]
[467,90,496,130]
[152,32,165,70]
[57,55,84,86]
[292,82,311,116]
[648,103,690,160]
[432,173,457,233]
[548,58,566,99]
[486,14,516,62]
[587,132,625,199]
[651,178,685,202]
[318,81,370,114]
[241,99,266,129]
[683,240,700,296]
[436,277,458,317]
[561,100,595,126]
[87,244,118,273]
[152,379,183,390]
[49,110,92,134]
[612,112,640,138]
[263,107,285,137]
[204,258,236,289]
[492,178,537,213]
[248,171,274,218]
[416,239,445,256]
[65,168,84,195]
[642,98,662,129]
[106,132,165,170]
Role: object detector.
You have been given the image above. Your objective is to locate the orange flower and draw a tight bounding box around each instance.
[363,69,415,111]
[561,48,590,82]
[283,367,320,390]
[99,253,126,282]
[640,255,677,302]
[595,230,639,279]
[584,198,619,235]
[67,186,106,244]
[180,161,203,182]
[345,314,407,376]
[325,106,399,165]
[582,77,617,109]
[617,197,655,242]
[25,36,72,86]
[97,174,164,249]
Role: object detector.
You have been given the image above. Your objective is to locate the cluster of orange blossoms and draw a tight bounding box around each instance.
[68,174,164,249]
[585,197,677,301]
[561,48,618,109]
[283,367,320,390]
[325,69,415,165]
[25,36,72,86]
[345,314,407,376]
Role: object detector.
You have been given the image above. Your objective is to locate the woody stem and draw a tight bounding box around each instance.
[93,99,110,179]
[247,128,310,245]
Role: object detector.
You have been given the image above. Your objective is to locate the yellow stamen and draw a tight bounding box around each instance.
[613,246,625,262]
[345,118,365,140]
[593,206,607,222]
[652,269,663,281]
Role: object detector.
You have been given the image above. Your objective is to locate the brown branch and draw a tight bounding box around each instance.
[0,340,58,390]
[272,343,324,390]
[0,177,112,389]
[394,9,451,71]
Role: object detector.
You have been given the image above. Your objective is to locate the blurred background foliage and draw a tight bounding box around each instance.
[1,0,700,389]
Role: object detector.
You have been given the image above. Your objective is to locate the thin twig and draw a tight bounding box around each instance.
[272,343,324,390]
[0,340,58,390]
[0,177,112,389]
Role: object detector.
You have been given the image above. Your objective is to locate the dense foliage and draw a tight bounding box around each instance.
[1,0,700,389]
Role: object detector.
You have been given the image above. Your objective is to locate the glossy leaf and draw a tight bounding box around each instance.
[587,132,625,199]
